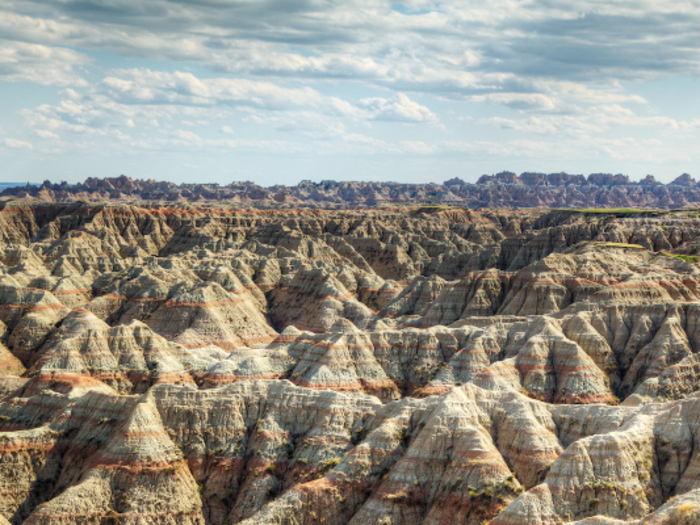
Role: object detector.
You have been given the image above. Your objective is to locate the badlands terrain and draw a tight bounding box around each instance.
[2,198,700,524]
[7,171,700,209]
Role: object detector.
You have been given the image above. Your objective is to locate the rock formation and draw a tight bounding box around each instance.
[1,199,700,524]
[6,172,700,209]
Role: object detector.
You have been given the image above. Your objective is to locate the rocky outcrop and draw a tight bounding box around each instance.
[23,398,205,525]
[0,379,636,525]
[0,342,24,377]
[7,173,700,209]
[3,202,700,524]
[23,309,200,396]
[267,268,375,332]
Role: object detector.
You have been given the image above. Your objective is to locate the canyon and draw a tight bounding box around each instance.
[1,197,700,524]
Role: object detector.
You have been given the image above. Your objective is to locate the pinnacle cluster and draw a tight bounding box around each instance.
[5,172,700,209]
[1,196,700,524]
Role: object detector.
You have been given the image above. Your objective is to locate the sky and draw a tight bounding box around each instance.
[1,1,700,185]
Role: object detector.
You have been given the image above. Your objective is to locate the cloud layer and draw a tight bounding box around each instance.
[1,0,700,182]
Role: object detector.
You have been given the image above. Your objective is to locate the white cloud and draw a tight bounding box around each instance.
[4,0,700,92]
[477,105,692,138]
[477,93,557,112]
[2,0,700,180]
[400,140,436,153]
[0,39,89,86]
[171,129,203,145]
[359,93,438,122]
[21,68,438,143]
[34,129,59,138]
[97,69,362,117]
[1,138,33,149]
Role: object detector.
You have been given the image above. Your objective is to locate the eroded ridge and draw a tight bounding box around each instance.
[2,201,700,524]
[8,172,700,209]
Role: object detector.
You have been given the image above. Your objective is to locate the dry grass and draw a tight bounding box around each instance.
[411,205,468,214]
[592,242,646,250]
[664,503,700,524]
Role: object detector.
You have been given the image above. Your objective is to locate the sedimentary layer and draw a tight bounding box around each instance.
[1,201,700,524]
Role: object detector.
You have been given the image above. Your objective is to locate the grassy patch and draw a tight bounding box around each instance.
[556,208,666,217]
[660,252,700,263]
[665,503,700,525]
[592,242,646,250]
[318,457,342,471]
[411,205,468,214]
[575,208,663,214]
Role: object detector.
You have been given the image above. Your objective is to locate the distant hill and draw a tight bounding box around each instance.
[3,171,700,209]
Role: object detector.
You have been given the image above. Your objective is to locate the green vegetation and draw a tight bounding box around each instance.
[555,208,667,219]
[318,457,342,471]
[570,208,664,215]
[466,479,524,521]
[660,252,700,263]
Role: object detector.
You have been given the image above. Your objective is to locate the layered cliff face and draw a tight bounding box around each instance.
[2,201,700,524]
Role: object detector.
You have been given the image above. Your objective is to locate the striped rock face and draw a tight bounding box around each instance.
[3,201,700,524]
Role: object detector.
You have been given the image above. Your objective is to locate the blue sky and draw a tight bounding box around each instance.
[1,0,700,185]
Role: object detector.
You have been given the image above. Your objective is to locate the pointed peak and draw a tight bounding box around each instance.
[329,318,359,334]
[280,325,302,337]
[101,400,182,466]
[372,320,390,331]
[62,308,108,329]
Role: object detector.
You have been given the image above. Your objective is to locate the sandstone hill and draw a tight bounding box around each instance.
[2,201,700,523]
[6,172,700,209]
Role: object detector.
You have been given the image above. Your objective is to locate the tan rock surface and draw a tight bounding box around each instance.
[3,202,700,524]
